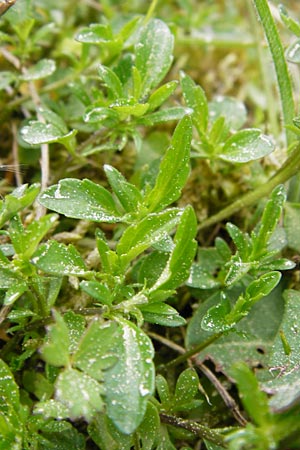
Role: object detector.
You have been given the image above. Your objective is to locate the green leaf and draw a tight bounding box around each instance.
[231,362,271,426]
[3,282,27,306]
[209,96,247,130]
[251,185,286,259]
[151,206,197,291]
[55,368,104,421]
[39,178,122,223]
[0,183,40,228]
[20,59,56,80]
[156,374,170,404]
[63,311,86,353]
[88,414,133,450]
[104,165,144,214]
[186,286,284,377]
[98,64,123,99]
[220,129,275,163]
[201,293,232,332]
[41,311,70,367]
[117,209,182,267]
[226,222,252,261]
[286,39,300,63]
[225,254,253,286]
[147,80,178,112]
[9,213,58,259]
[284,202,300,252]
[145,116,192,212]
[75,23,113,43]
[139,302,186,327]
[279,5,300,37]
[174,368,199,404]
[138,107,191,126]
[0,359,20,412]
[0,268,24,289]
[73,320,118,380]
[245,272,282,305]
[135,19,174,95]
[136,401,160,450]
[80,281,112,306]
[83,106,119,124]
[186,264,220,289]
[104,319,155,434]
[32,241,88,276]
[21,121,76,146]
[180,71,208,133]
[34,399,70,420]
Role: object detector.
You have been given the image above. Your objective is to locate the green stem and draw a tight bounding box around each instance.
[198,142,300,230]
[247,0,279,138]
[160,412,227,447]
[159,332,223,370]
[252,0,295,147]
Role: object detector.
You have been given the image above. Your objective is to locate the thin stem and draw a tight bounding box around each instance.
[144,0,158,24]
[198,142,300,230]
[252,0,295,147]
[247,0,279,138]
[160,412,227,447]
[197,363,247,427]
[159,332,223,370]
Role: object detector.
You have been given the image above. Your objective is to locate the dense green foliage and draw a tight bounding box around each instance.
[1,0,300,448]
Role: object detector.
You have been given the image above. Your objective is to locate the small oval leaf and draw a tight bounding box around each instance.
[220,129,275,163]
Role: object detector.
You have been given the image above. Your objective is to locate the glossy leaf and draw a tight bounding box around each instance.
[187,286,284,377]
[21,121,75,146]
[0,183,40,228]
[9,213,58,259]
[80,281,112,306]
[174,368,199,404]
[75,23,113,43]
[20,58,56,80]
[104,165,144,214]
[63,311,86,353]
[3,282,27,306]
[32,241,88,276]
[136,401,160,450]
[138,107,192,126]
[226,222,252,261]
[209,96,247,130]
[55,368,104,422]
[251,185,286,259]
[139,302,186,327]
[135,19,174,95]
[147,80,178,112]
[117,209,182,267]
[104,319,155,434]
[0,359,20,411]
[98,64,123,99]
[73,320,118,380]
[180,71,208,133]
[151,206,197,291]
[88,414,133,450]
[41,311,70,367]
[201,293,232,332]
[145,116,192,212]
[220,129,275,163]
[286,39,300,63]
[39,178,122,223]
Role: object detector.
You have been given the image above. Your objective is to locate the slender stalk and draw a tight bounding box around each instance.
[198,142,300,230]
[160,412,227,447]
[159,332,223,370]
[252,0,295,147]
[247,0,279,138]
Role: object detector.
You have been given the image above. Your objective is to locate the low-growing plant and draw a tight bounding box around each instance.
[1,0,300,449]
